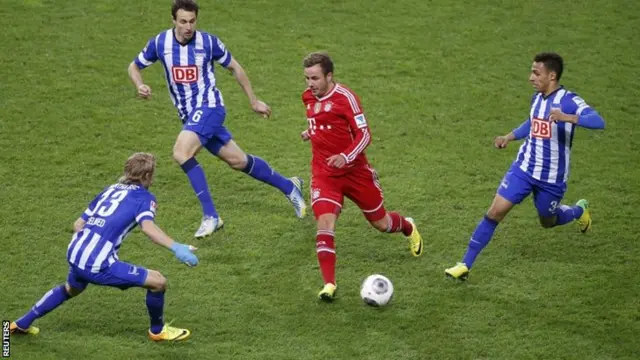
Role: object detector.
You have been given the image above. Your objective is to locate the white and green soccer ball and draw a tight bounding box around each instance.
[360,274,394,307]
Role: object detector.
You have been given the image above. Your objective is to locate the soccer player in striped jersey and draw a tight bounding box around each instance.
[10,153,198,341]
[445,52,605,280]
[127,0,306,238]
[301,53,423,301]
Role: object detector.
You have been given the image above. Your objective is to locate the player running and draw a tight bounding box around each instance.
[10,153,197,341]
[445,52,605,280]
[128,0,306,238]
[301,52,423,301]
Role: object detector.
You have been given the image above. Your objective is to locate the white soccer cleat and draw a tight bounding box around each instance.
[194,216,224,238]
[287,177,307,218]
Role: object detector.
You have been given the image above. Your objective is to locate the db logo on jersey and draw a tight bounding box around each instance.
[531,117,552,139]
[172,66,198,83]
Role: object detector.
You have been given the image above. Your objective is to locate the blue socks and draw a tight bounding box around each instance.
[15,285,70,329]
[555,204,584,226]
[462,215,499,269]
[146,290,165,335]
[242,154,294,195]
[181,157,218,218]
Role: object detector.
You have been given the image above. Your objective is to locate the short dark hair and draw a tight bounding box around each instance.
[303,52,334,75]
[172,0,199,20]
[534,52,564,81]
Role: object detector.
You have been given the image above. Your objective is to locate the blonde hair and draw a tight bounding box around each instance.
[118,152,156,185]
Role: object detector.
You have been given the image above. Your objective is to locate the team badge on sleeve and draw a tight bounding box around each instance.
[150,200,157,214]
[354,114,368,129]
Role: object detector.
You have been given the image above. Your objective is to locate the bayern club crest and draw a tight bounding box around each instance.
[324,102,332,112]
[314,102,322,114]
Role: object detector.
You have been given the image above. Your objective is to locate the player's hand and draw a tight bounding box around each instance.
[301,130,310,141]
[170,242,199,267]
[494,136,509,149]
[549,108,567,123]
[137,84,152,99]
[251,100,272,119]
[327,154,347,168]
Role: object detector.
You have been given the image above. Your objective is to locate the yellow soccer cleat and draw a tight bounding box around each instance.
[148,323,191,342]
[10,322,40,335]
[405,218,423,257]
[445,263,470,281]
[576,199,591,233]
[318,283,337,302]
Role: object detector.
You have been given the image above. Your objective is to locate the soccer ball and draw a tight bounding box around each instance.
[360,274,394,307]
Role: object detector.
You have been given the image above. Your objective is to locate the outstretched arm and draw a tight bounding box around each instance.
[128,62,151,98]
[495,118,529,149]
[140,220,176,250]
[226,57,271,118]
[141,220,199,266]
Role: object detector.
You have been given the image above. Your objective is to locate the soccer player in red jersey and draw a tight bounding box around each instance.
[300,52,424,301]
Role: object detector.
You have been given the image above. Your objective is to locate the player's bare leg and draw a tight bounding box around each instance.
[315,212,338,301]
[144,270,191,342]
[174,130,223,238]
[369,212,423,257]
[446,194,515,280]
[217,140,306,218]
[11,282,84,335]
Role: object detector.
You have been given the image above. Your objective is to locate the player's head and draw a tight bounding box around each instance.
[303,52,334,97]
[119,152,157,189]
[172,0,199,42]
[530,52,564,93]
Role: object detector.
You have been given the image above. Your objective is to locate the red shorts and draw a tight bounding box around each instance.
[310,165,386,221]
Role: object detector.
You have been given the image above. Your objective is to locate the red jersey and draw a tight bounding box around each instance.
[302,83,372,176]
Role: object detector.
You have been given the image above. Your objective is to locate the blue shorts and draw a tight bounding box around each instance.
[66,261,149,291]
[183,107,233,155]
[497,165,567,218]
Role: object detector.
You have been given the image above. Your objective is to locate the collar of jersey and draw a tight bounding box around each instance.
[540,85,564,100]
[172,28,196,46]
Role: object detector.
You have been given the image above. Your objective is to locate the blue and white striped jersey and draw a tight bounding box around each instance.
[67,183,156,273]
[514,87,591,184]
[134,29,233,121]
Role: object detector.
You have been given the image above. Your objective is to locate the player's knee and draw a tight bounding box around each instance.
[316,214,337,231]
[64,283,84,297]
[486,207,506,222]
[146,270,167,292]
[226,154,248,171]
[370,217,388,232]
[172,148,189,164]
[539,216,557,228]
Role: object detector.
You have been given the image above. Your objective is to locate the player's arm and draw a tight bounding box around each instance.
[329,94,372,167]
[127,36,159,99]
[140,220,176,250]
[72,190,104,233]
[73,218,86,233]
[496,118,530,148]
[208,35,270,118]
[550,95,605,129]
[128,63,151,98]
[140,220,199,267]
[225,57,271,118]
[136,198,198,266]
